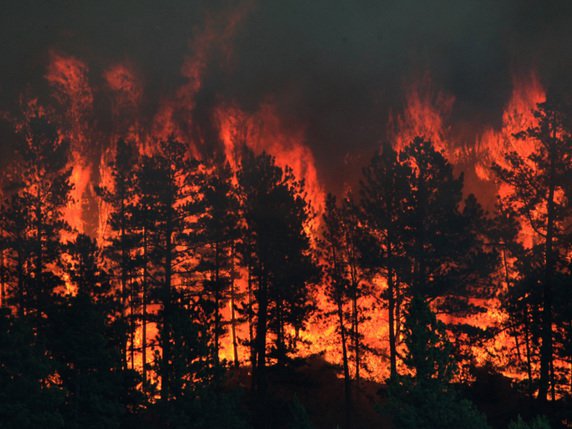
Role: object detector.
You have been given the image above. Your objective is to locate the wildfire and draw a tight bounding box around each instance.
[474,71,546,182]
[150,1,253,158]
[389,74,455,157]
[475,72,546,249]
[216,102,325,217]
[8,3,560,393]
[46,52,97,236]
[104,63,143,142]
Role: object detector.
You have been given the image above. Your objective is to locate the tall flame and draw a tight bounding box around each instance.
[475,72,546,249]
[389,74,455,156]
[216,102,325,215]
[474,72,546,182]
[29,7,558,391]
[46,52,96,236]
[150,1,253,157]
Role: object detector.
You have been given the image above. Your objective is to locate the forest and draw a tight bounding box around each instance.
[2,1,572,428]
[0,96,570,429]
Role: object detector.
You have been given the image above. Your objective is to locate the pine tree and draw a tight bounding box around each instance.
[96,139,139,371]
[0,309,64,429]
[135,137,203,402]
[385,297,491,429]
[491,202,537,397]
[400,137,497,325]
[338,196,366,384]
[0,112,72,320]
[493,100,572,401]
[194,159,241,372]
[238,149,318,395]
[50,234,124,429]
[384,137,498,429]
[321,193,352,429]
[359,144,411,380]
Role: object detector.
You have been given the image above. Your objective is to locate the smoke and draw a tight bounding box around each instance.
[1,0,572,193]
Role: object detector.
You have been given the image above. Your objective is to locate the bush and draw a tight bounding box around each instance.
[289,395,314,429]
[507,415,551,429]
[384,378,491,429]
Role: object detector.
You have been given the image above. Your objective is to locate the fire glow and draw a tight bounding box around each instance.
[2,4,571,422]
[35,42,551,386]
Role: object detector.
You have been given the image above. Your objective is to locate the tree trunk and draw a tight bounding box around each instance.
[142,226,148,391]
[538,124,556,402]
[214,240,221,369]
[502,247,524,365]
[248,261,256,376]
[34,190,43,319]
[120,195,128,370]
[337,298,352,429]
[550,356,556,401]
[347,246,360,384]
[523,304,534,400]
[351,289,360,383]
[161,220,173,402]
[276,298,286,365]
[395,279,402,356]
[130,280,136,371]
[387,236,397,380]
[17,249,24,317]
[254,265,268,395]
[230,243,239,367]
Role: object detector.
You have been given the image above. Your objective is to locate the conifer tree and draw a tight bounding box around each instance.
[238,149,318,395]
[359,145,411,380]
[321,193,352,429]
[400,138,497,323]
[384,137,498,429]
[194,159,241,372]
[136,138,204,402]
[97,139,139,370]
[494,100,572,401]
[50,234,124,429]
[0,112,72,320]
[0,308,64,429]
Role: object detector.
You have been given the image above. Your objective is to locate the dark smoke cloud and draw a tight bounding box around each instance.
[1,0,572,193]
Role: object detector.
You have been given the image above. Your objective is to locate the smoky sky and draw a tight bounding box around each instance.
[1,0,572,193]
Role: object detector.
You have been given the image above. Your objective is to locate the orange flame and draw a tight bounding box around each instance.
[216,102,325,216]
[474,72,546,182]
[46,52,96,236]
[33,10,561,393]
[389,74,455,156]
[150,1,253,158]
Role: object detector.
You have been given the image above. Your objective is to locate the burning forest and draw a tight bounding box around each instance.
[0,1,571,429]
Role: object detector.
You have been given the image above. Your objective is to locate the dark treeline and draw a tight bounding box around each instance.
[0,99,571,429]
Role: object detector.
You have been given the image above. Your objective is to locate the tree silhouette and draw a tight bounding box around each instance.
[135,138,204,402]
[238,149,318,397]
[321,193,353,429]
[400,138,497,328]
[359,144,411,380]
[493,99,572,401]
[97,138,139,371]
[193,159,241,372]
[50,234,124,429]
[338,195,367,384]
[491,201,538,397]
[376,137,497,429]
[386,297,491,429]
[0,113,72,320]
[0,308,64,429]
